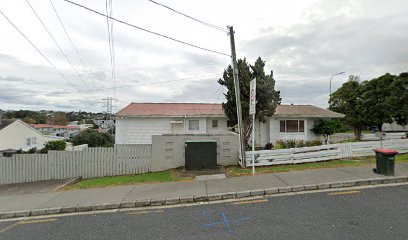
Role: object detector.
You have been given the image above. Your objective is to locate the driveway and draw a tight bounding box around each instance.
[0,179,73,196]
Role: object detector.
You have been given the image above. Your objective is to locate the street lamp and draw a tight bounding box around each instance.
[329,71,346,100]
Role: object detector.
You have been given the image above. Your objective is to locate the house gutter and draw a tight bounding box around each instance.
[116,114,227,118]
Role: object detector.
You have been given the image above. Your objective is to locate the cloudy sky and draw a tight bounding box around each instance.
[0,0,407,112]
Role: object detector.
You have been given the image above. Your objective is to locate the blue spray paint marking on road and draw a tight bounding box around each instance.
[221,211,232,233]
[202,211,250,234]
[201,210,214,222]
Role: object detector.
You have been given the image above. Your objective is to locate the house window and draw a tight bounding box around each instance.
[280,120,286,132]
[26,138,31,146]
[189,120,199,130]
[212,120,218,128]
[299,121,304,132]
[31,137,37,145]
[280,120,305,133]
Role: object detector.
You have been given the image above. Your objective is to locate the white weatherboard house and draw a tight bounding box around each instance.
[254,105,345,146]
[0,119,62,155]
[115,103,230,144]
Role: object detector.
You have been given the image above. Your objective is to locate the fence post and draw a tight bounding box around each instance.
[290,148,294,164]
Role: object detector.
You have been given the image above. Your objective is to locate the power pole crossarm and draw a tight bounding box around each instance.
[229,26,246,167]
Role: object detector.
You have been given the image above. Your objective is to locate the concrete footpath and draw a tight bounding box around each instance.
[1,163,408,219]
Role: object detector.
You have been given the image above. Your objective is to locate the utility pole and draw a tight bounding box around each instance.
[229,26,246,167]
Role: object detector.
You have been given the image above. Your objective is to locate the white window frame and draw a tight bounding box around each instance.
[26,138,31,146]
[280,120,305,133]
[212,120,218,128]
[31,137,37,145]
[188,120,199,130]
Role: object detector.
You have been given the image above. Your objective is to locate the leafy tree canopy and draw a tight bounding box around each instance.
[47,114,68,125]
[3,110,47,124]
[359,73,395,129]
[389,72,408,125]
[71,129,114,147]
[330,72,408,139]
[329,75,366,140]
[311,119,343,144]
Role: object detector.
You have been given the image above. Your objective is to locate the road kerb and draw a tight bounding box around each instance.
[222,192,237,199]
[0,175,407,220]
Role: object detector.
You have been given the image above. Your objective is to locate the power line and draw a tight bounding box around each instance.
[110,0,117,98]
[105,0,114,97]
[207,85,222,103]
[49,0,103,99]
[147,0,228,33]
[109,0,117,98]
[25,0,88,89]
[48,0,90,82]
[61,0,231,57]
[12,73,221,98]
[0,9,79,91]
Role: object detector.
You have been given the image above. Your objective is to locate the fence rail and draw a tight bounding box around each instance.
[245,139,408,167]
[0,144,151,185]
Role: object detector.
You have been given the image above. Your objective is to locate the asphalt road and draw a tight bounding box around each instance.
[1,184,408,240]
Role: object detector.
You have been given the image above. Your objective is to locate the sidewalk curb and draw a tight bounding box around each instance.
[55,177,82,191]
[1,176,407,220]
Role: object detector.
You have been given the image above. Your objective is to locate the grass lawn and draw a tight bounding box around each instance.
[64,154,408,189]
[226,153,408,177]
[64,170,193,190]
[335,139,364,144]
[338,130,372,134]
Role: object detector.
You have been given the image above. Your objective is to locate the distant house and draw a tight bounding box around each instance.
[67,121,94,131]
[115,103,230,144]
[30,124,80,139]
[382,121,408,132]
[254,105,345,146]
[94,119,115,129]
[0,119,62,154]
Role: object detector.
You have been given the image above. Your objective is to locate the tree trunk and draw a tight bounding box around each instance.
[324,134,329,145]
[354,127,362,140]
[243,120,252,150]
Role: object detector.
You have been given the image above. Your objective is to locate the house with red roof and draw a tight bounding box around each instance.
[115,103,230,144]
[254,105,345,146]
[0,119,63,155]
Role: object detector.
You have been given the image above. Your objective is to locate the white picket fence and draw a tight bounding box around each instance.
[245,139,408,167]
[0,144,151,185]
[362,132,406,141]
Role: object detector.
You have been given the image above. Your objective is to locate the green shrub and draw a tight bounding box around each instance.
[44,140,67,151]
[286,139,297,148]
[305,140,322,147]
[71,129,114,147]
[275,140,286,149]
[274,139,322,149]
[296,140,306,148]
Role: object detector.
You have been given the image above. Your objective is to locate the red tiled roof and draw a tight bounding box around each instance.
[116,103,225,117]
[30,124,80,129]
[274,105,345,118]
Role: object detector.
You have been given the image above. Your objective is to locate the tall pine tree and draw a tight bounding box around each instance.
[218,57,281,147]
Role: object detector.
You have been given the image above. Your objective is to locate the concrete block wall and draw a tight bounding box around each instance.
[151,134,239,172]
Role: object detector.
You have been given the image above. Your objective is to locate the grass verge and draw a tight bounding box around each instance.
[64,170,193,190]
[226,153,408,177]
[64,154,408,189]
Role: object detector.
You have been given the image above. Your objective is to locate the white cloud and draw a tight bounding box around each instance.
[0,0,407,111]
